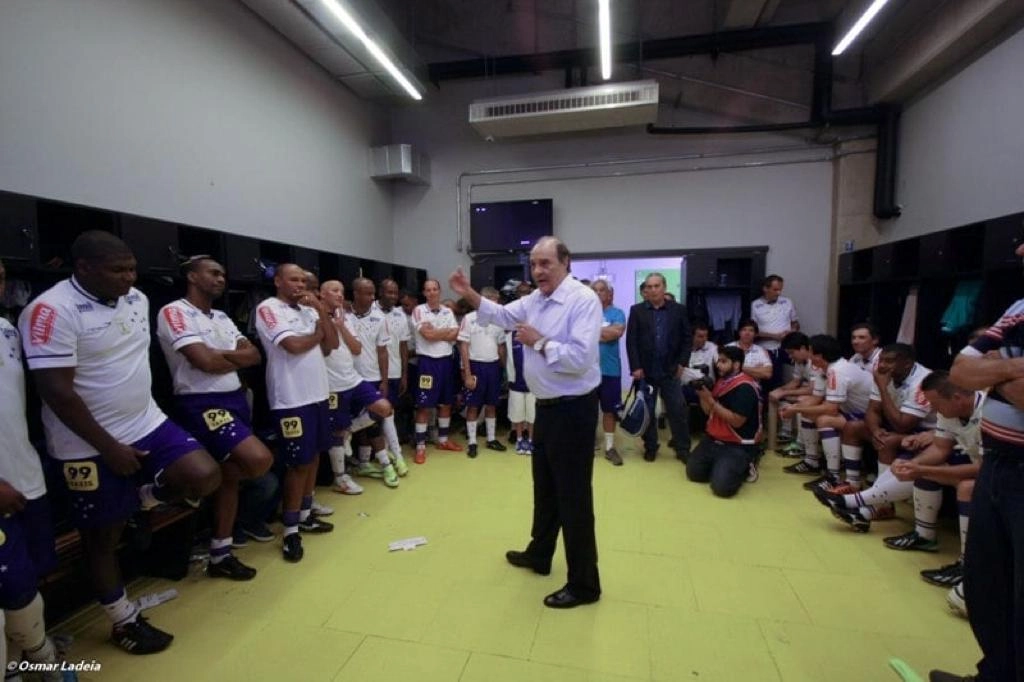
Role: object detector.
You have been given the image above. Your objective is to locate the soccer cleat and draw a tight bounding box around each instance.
[486,439,507,452]
[946,582,967,619]
[921,559,964,587]
[831,506,871,532]
[332,474,364,495]
[207,554,258,581]
[437,440,463,452]
[414,446,426,464]
[382,464,400,488]
[826,482,860,496]
[242,522,275,543]
[393,456,409,477]
[605,447,623,466]
[311,500,334,517]
[883,530,938,552]
[812,486,846,511]
[784,460,820,476]
[780,441,805,458]
[746,462,759,483]
[928,672,975,682]
[355,461,385,478]
[803,474,839,491]
[111,616,174,655]
[298,516,334,533]
[777,431,794,444]
[467,443,479,458]
[282,533,304,562]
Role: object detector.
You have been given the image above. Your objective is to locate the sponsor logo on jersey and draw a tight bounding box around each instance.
[163,306,188,335]
[29,303,58,345]
[259,306,278,329]
[914,386,931,407]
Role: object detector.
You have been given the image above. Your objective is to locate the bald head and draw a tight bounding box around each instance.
[352,277,375,313]
[320,279,344,311]
[274,263,306,302]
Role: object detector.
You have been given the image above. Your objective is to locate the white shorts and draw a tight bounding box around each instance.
[508,390,536,424]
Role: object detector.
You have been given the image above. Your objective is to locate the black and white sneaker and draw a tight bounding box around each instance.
[486,440,507,452]
[283,533,304,563]
[207,554,258,581]
[802,473,839,491]
[111,616,174,655]
[467,443,478,459]
[811,486,846,511]
[784,460,820,476]
[831,506,871,533]
[883,530,938,553]
[920,559,964,587]
[298,517,334,534]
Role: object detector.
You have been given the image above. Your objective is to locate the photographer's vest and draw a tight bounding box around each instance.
[706,373,763,446]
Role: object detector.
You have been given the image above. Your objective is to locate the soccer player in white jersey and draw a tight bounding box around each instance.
[849,322,882,372]
[376,279,411,400]
[412,279,463,463]
[458,287,508,458]
[726,319,773,381]
[156,256,273,580]
[255,263,338,562]
[750,274,799,389]
[0,258,71,678]
[769,332,817,446]
[885,372,980,605]
[345,278,405,487]
[21,232,221,654]
[812,343,936,526]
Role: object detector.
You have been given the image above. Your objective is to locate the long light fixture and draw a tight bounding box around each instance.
[598,0,612,80]
[832,0,891,56]
[320,0,422,100]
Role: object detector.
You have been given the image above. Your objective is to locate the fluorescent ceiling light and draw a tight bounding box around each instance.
[598,0,612,79]
[320,0,422,100]
[832,0,891,56]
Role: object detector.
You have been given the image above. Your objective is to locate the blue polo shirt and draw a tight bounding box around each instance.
[600,306,626,377]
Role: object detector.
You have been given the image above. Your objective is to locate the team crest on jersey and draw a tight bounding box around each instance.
[2,327,16,340]
[126,293,141,304]
[163,306,188,334]
[259,306,278,329]
[29,303,58,345]
[75,302,94,312]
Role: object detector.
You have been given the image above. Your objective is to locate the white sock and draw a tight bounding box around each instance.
[358,445,372,463]
[485,417,496,442]
[5,594,53,660]
[382,415,402,455]
[328,445,347,476]
[467,419,478,444]
[343,432,353,456]
[959,514,969,557]
[852,467,913,507]
[101,591,139,627]
[375,449,390,466]
[841,444,863,487]
[605,432,615,452]
[209,537,232,564]
[913,486,942,540]
[819,428,842,475]
[438,417,451,442]
[800,420,820,464]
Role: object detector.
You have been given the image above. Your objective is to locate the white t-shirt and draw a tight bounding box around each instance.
[19,279,166,460]
[412,304,458,359]
[934,390,984,460]
[458,311,506,362]
[850,347,882,373]
[793,359,827,397]
[726,341,772,369]
[684,341,719,382]
[379,305,410,379]
[750,296,798,351]
[869,362,937,429]
[824,358,873,415]
[346,308,390,381]
[156,299,244,395]
[254,296,329,410]
[0,317,46,499]
[324,317,364,393]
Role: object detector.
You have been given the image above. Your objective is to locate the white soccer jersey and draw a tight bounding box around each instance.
[934,391,985,460]
[869,362,937,429]
[412,304,458,359]
[750,296,798,351]
[793,359,827,396]
[406,312,418,355]
[458,311,506,362]
[346,308,390,381]
[850,347,882,373]
[689,341,718,380]
[19,279,166,460]
[380,305,410,379]
[324,317,363,393]
[726,341,772,368]
[255,297,329,410]
[824,357,873,415]
[157,299,244,395]
[0,317,46,498]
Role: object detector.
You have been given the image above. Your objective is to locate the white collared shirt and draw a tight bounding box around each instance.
[0,317,46,498]
[19,278,166,460]
[254,296,329,410]
[324,316,364,392]
[725,341,772,368]
[346,307,391,381]
[869,362,937,429]
[156,299,244,395]
[688,341,718,381]
[934,391,985,460]
[412,304,458,359]
[378,304,411,379]
[823,358,873,414]
[751,296,798,350]
[850,347,882,372]
[458,311,506,362]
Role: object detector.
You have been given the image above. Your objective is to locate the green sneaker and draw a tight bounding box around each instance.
[355,461,385,478]
[393,456,409,477]
[780,441,805,457]
[382,464,400,488]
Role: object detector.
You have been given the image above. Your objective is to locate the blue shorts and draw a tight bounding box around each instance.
[416,356,455,408]
[175,390,254,461]
[841,409,866,421]
[464,360,501,408]
[328,390,352,433]
[348,381,384,416]
[599,375,622,414]
[62,419,200,528]
[387,378,402,401]
[271,400,331,467]
[0,497,57,609]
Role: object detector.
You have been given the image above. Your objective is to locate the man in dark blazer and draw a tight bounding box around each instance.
[626,273,692,462]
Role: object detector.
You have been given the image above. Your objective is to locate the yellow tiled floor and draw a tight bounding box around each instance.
[59,435,980,681]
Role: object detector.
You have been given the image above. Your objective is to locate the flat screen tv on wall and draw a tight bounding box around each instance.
[470,199,553,252]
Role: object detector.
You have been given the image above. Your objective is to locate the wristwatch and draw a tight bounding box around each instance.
[533,337,547,352]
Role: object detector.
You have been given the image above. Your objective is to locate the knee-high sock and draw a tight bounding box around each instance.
[466,419,478,444]
[328,445,347,476]
[958,499,971,557]
[5,594,55,662]
[819,427,841,476]
[846,466,913,509]
[485,417,497,442]
[382,415,402,455]
[913,478,943,540]
[99,587,139,627]
[414,422,427,445]
[438,417,451,443]
[841,444,863,487]
[375,448,390,466]
[800,419,820,466]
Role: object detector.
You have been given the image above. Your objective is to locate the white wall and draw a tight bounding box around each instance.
[0,0,396,261]
[882,26,1024,241]
[391,74,834,335]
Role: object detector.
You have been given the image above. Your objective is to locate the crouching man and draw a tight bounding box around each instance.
[686,345,763,498]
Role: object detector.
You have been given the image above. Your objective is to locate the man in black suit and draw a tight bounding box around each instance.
[626,273,692,462]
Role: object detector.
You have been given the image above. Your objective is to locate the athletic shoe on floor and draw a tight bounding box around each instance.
[283,533,304,562]
[784,460,819,475]
[393,456,409,477]
[111,616,174,655]
[883,530,938,552]
[298,517,334,533]
[801,473,838,491]
[241,522,275,543]
[946,582,967,619]
[207,554,257,581]
[414,446,426,464]
[311,500,334,517]
[831,506,871,532]
[812,486,845,511]
[467,443,479,458]
[332,474,364,495]
[437,440,463,452]
[779,442,805,458]
[605,448,623,466]
[382,463,400,488]
[746,462,759,483]
[355,461,385,478]
[486,439,507,452]
[921,559,963,587]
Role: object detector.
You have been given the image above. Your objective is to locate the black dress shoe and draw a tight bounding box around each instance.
[505,550,551,575]
[543,587,600,609]
[643,450,657,462]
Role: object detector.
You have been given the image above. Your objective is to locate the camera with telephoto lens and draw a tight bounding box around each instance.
[688,364,715,391]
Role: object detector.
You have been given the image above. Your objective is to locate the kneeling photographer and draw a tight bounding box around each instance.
[686,345,764,498]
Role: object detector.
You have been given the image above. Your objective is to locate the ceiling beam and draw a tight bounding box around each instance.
[722,0,770,30]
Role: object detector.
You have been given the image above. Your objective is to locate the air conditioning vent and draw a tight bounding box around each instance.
[470,80,659,139]
[369,144,430,185]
